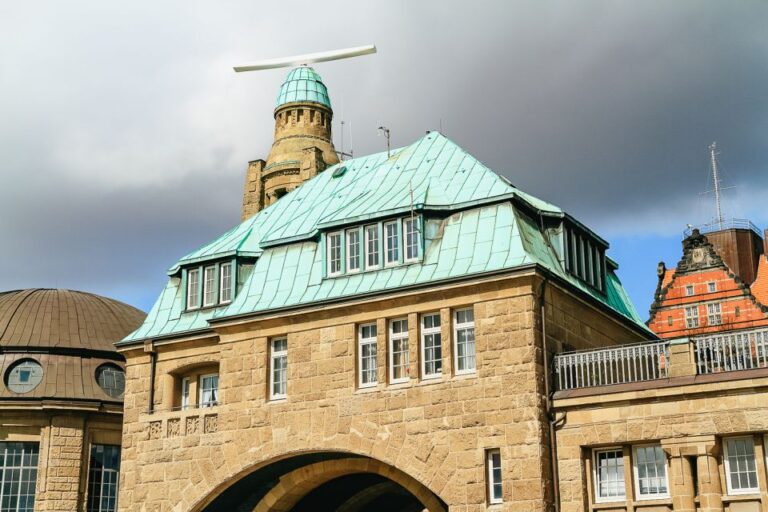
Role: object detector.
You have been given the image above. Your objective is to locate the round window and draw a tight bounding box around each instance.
[5,359,44,393]
[95,363,126,398]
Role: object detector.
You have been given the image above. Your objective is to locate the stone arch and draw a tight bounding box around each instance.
[193,451,447,512]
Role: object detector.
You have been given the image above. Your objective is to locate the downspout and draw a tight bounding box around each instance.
[147,344,157,414]
[538,277,561,512]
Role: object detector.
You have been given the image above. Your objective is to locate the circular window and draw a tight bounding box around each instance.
[5,359,44,394]
[95,364,126,398]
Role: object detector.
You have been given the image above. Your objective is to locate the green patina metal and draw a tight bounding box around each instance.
[275,66,331,110]
[122,132,648,345]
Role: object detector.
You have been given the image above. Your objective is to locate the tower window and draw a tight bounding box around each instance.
[187,268,200,309]
[327,232,342,276]
[358,323,378,388]
[384,221,399,266]
[365,225,380,269]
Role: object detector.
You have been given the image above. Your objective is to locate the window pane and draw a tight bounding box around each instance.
[187,269,200,309]
[404,218,419,261]
[203,266,216,306]
[365,225,379,268]
[596,449,626,499]
[87,445,120,512]
[359,324,378,386]
[726,438,758,492]
[327,233,342,275]
[385,222,399,264]
[455,309,476,372]
[0,443,39,512]
[347,230,360,271]
[219,263,232,303]
[634,445,668,497]
[422,312,442,377]
[390,319,409,381]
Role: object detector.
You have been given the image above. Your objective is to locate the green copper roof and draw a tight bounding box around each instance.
[122,132,648,344]
[275,66,331,110]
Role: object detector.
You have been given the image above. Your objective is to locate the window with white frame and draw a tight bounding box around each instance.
[365,225,380,269]
[0,442,38,512]
[594,448,626,501]
[384,221,399,265]
[486,448,503,504]
[633,445,669,499]
[403,217,419,262]
[180,377,190,410]
[203,265,216,307]
[199,374,219,407]
[708,281,716,293]
[454,308,476,374]
[187,268,200,309]
[347,229,361,272]
[270,338,288,399]
[87,444,120,512]
[685,306,699,328]
[685,285,694,296]
[219,262,232,304]
[707,303,722,325]
[724,437,759,494]
[421,313,442,378]
[389,318,409,383]
[359,323,378,387]
[327,231,342,276]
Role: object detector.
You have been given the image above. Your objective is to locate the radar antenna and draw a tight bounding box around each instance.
[234,45,376,72]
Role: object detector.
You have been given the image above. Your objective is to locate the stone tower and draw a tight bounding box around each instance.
[241,66,340,220]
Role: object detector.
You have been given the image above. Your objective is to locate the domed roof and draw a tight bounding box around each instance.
[0,289,145,352]
[275,66,332,110]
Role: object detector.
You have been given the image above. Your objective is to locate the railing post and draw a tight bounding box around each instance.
[668,337,696,378]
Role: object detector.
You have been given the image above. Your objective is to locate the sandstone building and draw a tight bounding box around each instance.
[0,289,144,511]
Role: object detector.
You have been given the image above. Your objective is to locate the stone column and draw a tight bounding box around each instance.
[35,415,86,511]
[667,453,696,512]
[697,447,724,512]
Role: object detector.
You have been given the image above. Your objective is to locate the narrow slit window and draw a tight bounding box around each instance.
[359,323,378,387]
[219,262,232,304]
[487,449,503,504]
[389,318,409,383]
[384,221,399,265]
[327,232,342,276]
[203,265,216,307]
[365,225,380,269]
[421,313,442,378]
[187,268,200,309]
[270,338,288,400]
[454,308,476,374]
[347,229,360,272]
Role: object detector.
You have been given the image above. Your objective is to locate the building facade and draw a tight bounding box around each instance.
[0,289,144,511]
[116,65,652,512]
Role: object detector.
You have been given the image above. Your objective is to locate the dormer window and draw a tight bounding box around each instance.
[325,215,421,278]
[563,223,606,293]
[184,260,239,310]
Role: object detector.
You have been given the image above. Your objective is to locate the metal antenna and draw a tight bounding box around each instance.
[709,142,724,228]
[233,45,376,72]
[378,126,391,158]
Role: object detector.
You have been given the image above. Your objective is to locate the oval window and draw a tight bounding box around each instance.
[5,359,44,393]
[95,363,126,398]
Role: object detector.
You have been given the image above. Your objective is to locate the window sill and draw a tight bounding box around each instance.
[722,493,762,502]
[591,500,628,510]
[268,397,287,404]
[454,370,477,379]
[355,385,380,394]
[388,380,410,388]
[633,497,672,507]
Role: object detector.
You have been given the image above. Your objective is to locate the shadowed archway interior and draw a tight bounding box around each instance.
[199,452,446,512]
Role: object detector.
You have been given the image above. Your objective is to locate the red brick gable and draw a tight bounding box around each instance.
[753,255,768,306]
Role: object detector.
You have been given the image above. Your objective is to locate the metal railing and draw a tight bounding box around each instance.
[683,218,762,238]
[554,341,670,391]
[695,328,768,374]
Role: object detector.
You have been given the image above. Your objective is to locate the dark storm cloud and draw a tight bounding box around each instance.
[1,1,766,310]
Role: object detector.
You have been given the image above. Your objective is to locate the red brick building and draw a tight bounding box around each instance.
[648,223,768,338]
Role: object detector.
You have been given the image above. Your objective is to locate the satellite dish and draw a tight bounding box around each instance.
[234,45,376,72]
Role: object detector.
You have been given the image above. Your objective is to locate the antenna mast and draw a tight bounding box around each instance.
[378,126,391,158]
[709,142,724,228]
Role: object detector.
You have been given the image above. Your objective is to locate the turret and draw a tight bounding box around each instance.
[241,66,339,219]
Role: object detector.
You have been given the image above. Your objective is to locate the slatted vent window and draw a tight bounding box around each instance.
[563,223,606,292]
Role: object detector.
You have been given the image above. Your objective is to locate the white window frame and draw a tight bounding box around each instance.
[708,281,717,293]
[198,373,219,408]
[453,308,476,375]
[685,305,699,328]
[364,224,380,270]
[724,436,759,495]
[708,302,722,326]
[327,231,343,277]
[186,268,200,310]
[421,312,442,379]
[403,217,419,262]
[685,284,694,296]
[632,444,670,500]
[202,265,216,307]
[486,448,503,504]
[593,448,626,503]
[269,338,288,400]
[180,377,190,410]
[384,220,399,266]
[219,262,232,304]
[358,323,378,388]
[346,228,361,273]
[389,318,409,384]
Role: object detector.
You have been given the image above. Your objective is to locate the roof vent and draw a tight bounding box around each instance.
[332,166,347,178]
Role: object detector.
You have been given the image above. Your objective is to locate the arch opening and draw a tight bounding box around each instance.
[198,452,446,512]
